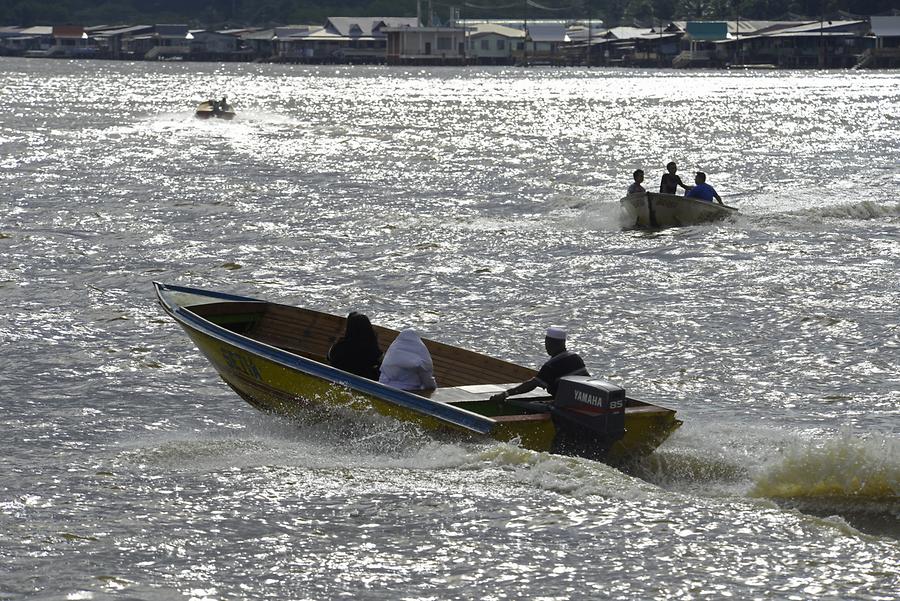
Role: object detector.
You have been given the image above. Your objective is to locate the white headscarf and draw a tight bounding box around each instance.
[378,329,437,390]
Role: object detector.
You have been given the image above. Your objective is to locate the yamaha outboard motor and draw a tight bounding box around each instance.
[550,376,626,460]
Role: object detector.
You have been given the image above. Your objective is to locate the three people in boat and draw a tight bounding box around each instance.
[206,97,229,114]
[627,169,645,195]
[489,326,589,406]
[631,162,724,205]
[378,328,437,391]
[327,312,382,380]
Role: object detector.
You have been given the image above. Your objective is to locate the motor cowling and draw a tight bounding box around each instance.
[550,376,626,459]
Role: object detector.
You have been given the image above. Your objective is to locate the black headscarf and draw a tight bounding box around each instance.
[327,312,381,379]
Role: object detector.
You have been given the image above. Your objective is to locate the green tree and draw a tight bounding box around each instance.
[624,0,655,23]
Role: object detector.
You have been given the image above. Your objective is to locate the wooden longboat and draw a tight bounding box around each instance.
[154,282,682,463]
[621,191,738,229]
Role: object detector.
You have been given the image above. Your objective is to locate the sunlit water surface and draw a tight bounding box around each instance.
[1,58,898,599]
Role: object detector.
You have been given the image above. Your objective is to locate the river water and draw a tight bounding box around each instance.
[1,57,898,599]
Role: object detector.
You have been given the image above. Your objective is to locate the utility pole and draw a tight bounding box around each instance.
[819,0,825,68]
[523,0,528,66]
[658,16,663,68]
[586,0,591,67]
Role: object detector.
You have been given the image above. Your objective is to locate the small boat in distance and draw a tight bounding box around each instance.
[620,191,739,229]
[195,98,235,120]
[154,283,683,464]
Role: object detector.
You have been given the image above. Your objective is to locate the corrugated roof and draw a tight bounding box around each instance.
[603,26,677,41]
[241,29,277,40]
[92,25,152,36]
[325,17,419,37]
[773,19,865,34]
[155,24,188,36]
[18,26,53,35]
[528,23,567,42]
[52,25,84,38]
[468,23,526,38]
[870,16,900,37]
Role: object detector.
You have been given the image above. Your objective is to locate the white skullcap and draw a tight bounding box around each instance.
[545,326,566,340]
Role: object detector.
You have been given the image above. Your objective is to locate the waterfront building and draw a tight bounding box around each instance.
[280,17,420,63]
[857,16,900,68]
[587,25,681,67]
[713,19,869,68]
[90,25,153,59]
[385,25,467,65]
[466,23,525,65]
[673,21,728,67]
[4,26,52,55]
[523,23,569,64]
[1,14,898,69]
[124,24,191,60]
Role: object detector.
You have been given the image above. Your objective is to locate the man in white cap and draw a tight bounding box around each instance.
[489,326,589,405]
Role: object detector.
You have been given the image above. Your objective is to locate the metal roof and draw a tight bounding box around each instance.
[467,23,526,39]
[773,19,865,34]
[91,25,152,36]
[155,24,188,36]
[527,23,568,42]
[17,26,53,35]
[325,17,419,37]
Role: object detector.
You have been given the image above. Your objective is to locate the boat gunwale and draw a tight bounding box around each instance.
[153,282,497,435]
[621,191,739,213]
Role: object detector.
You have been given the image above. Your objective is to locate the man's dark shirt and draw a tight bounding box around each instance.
[660,172,686,194]
[536,351,589,397]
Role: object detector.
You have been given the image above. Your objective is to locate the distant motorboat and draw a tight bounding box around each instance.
[195,99,235,120]
[620,192,739,229]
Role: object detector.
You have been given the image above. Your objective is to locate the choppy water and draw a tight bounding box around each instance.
[1,57,898,599]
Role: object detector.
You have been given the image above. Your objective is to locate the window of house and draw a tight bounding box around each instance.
[437,36,451,50]
[497,39,505,50]
[481,39,489,50]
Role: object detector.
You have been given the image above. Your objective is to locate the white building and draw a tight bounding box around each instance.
[384,25,467,64]
[466,23,525,64]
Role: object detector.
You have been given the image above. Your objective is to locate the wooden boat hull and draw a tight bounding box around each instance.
[621,192,738,229]
[155,283,682,463]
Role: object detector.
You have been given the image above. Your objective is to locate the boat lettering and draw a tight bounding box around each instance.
[220,347,262,381]
[573,389,624,409]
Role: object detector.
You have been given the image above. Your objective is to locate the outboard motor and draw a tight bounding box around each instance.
[550,375,626,460]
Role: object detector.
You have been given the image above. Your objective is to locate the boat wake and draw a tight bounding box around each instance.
[750,430,898,495]
[114,400,658,503]
[565,199,633,231]
[748,431,899,538]
[775,200,900,223]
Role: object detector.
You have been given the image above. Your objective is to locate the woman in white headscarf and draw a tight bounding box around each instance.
[378,329,437,391]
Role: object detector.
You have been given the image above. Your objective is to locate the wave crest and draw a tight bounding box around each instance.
[791,200,900,221]
[751,431,899,501]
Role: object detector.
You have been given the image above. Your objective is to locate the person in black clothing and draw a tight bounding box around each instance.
[327,312,382,380]
[660,161,690,195]
[489,326,589,405]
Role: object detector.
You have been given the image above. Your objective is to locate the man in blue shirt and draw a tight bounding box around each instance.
[685,172,723,205]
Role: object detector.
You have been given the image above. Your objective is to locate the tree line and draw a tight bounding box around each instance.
[2,0,897,28]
